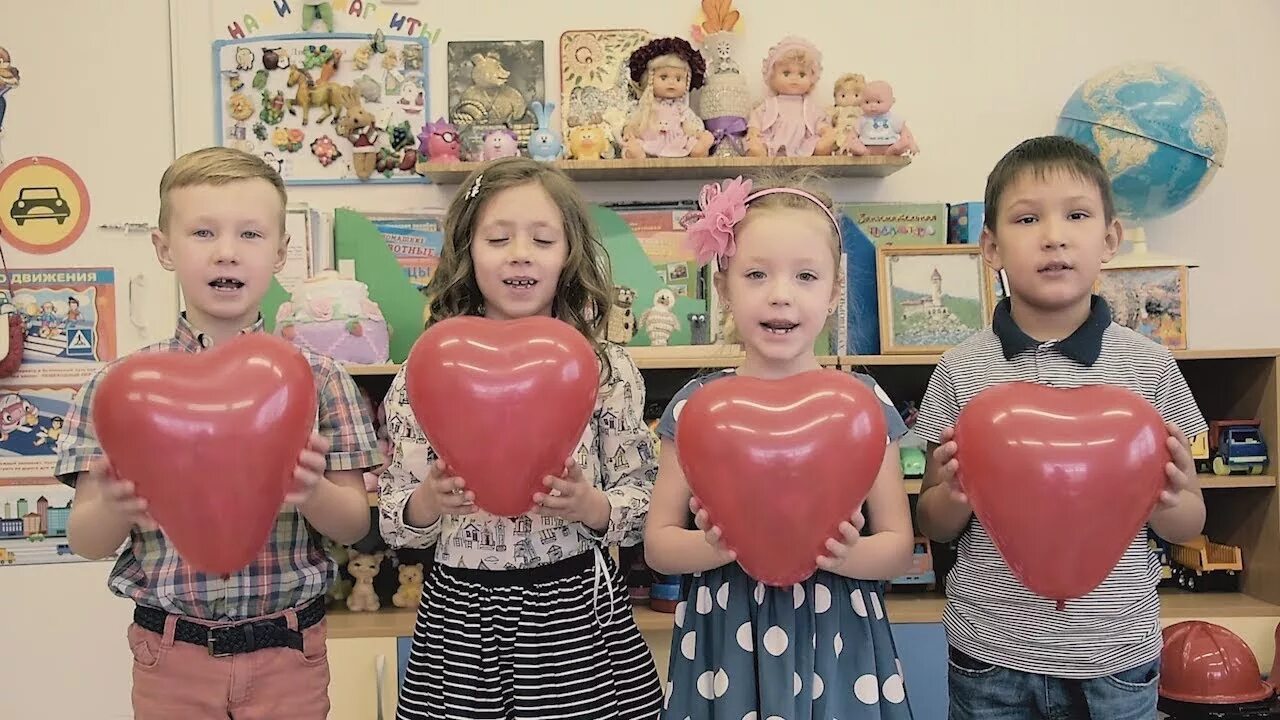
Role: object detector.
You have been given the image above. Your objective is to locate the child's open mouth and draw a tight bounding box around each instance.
[1038,261,1074,273]
[761,320,799,335]
[503,277,537,288]
[209,278,245,292]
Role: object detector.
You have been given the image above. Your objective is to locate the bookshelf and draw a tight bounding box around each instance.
[415,154,911,184]
[342,345,1280,638]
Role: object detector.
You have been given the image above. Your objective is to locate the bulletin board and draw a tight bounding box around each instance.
[212,32,430,186]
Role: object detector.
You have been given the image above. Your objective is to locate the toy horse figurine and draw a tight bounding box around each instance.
[287,66,356,126]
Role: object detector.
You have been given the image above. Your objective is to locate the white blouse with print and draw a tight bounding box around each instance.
[378,343,656,570]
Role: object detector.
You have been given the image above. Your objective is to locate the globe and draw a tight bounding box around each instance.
[1055,62,1227,223]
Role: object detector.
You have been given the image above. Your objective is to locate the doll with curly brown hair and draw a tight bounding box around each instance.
[621,37,715,160]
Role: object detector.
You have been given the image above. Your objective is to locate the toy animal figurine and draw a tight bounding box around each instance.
[452,52,528,128]
[338,97,381,180]
[607,286,638,344]
[527,101,564,162]
[824,73,867,156]
[845,80,918,156]
[566,122,611,160]
[346,551,383,612]
[286,66,357,126]
[301,2,334,33]
[323,541,353,605]
[418,117,462,163]
[746,36,833,157]
[392,563,425,609]
[689,312,711,345]
[480,128,520,160]
[640,288,681,346]
[621,37,714,160]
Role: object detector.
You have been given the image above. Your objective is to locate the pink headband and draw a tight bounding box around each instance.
[682,176,841,269]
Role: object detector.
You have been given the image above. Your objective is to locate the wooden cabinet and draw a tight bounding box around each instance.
[327,637,400,720]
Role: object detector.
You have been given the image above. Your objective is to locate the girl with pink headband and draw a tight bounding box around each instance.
[646,173,917,718]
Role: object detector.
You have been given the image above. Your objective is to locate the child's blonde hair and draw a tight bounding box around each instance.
[423,157,615,366]
[157,147,288,233]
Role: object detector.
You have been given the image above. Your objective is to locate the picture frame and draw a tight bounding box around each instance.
[1093,265,1189,350]
[877,245,995,354]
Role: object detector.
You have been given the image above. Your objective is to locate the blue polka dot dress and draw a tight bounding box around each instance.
[656,370,914,720]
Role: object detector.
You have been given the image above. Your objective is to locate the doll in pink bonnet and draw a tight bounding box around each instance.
[745,36,833,157]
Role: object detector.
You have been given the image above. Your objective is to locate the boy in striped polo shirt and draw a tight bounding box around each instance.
[914,136,1207,719]
[55,147,381,719]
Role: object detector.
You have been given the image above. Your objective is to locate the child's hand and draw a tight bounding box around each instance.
[285,433,331,506]
[816,507,867,571]
[90,458,157,531]
[689,496,736,564]
[1155,423,1197,512]
[534,459,611,530]
[422,458,476,516]
[932,427,970,506]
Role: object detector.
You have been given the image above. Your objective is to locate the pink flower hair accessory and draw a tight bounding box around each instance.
[682,176,753,268]
[682,175,843,269]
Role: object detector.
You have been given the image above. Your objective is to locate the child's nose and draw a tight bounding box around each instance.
[1039,219,1069,248]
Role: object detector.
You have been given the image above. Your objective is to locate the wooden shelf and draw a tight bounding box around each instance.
[843,348,1280,368]
[324,588,1280,639]
[343,346,842,375]
[416,155,911,184]
[898,475,1272,497]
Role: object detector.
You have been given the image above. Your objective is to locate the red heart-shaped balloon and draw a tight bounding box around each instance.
[92,333,318,576]
[954,382,1170,604]
[675,369,888,586]
[405,316,600,517]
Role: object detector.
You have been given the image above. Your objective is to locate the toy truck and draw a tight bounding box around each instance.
[0,547,14,564]
[891,536,936,591]
[1207,419,1268,476]
[1169,534,1243,592]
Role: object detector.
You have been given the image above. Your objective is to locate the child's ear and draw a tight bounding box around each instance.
[712,269,728,307]
[1102,218,1123,261]
[979,226,1002,271]
[152,230,175,271]
[275,233,290,272]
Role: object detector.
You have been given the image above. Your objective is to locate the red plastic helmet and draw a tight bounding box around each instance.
[1160,621,1274,704]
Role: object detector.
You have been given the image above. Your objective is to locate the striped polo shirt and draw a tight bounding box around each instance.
[914,295,1207,678]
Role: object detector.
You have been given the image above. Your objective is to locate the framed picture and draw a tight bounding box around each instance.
[1093,265,1188,350]
[446,40,545,154]
[877,245,995,354]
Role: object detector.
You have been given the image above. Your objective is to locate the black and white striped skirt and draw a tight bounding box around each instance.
[396,548,664,720]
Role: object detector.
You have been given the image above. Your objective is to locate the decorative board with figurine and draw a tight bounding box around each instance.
[212,32,429,185]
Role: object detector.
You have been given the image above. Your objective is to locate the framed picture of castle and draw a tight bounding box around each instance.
[877,245,995,354]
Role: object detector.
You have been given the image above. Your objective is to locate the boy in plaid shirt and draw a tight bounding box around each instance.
[55,147,380,719]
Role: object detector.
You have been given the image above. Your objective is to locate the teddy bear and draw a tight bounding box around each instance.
[324,540,354,605]
[392,562,425,609]
[346,551,384,612]
[640,288,681,346]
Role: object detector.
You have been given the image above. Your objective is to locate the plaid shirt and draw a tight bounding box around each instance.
[53,314,381,621]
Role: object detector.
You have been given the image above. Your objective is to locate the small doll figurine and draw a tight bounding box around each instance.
[846,80,918,156]
[0,47,20,136]
[746,36,833,157]
[621,37,715,160]
[824,73,867,156]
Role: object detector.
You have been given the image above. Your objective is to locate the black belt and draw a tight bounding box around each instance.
[133,597,326,657]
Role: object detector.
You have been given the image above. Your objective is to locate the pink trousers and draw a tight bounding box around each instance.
[128,608,330,719]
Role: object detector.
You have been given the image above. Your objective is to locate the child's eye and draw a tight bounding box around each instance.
[193,229,214,238]
[533,238,554,246]
[1014,216,1037,225]
[798,272,818,282]
[241,231,262,239]
[486,237,510,244]
[1068,211,1090,221]
[745,270,766,280]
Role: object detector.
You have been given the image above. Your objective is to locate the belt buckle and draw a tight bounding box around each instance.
[207,623,256,657]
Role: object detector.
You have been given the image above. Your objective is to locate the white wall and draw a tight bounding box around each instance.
[4,2,1279,717]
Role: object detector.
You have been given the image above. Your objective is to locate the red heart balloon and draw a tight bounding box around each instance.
[404,316,600,517]
[954,382,1170,605]
[92,333,318,576]
[675,369,888,587]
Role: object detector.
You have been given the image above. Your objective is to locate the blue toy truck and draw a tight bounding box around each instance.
[1208,419,1268,476]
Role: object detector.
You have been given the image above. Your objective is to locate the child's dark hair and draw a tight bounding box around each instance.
[423,156,615,366]
[983,136,1115,230]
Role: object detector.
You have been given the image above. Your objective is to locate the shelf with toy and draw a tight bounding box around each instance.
[343,345,840,375]
[323,587,1280,640]
[414,154,910,184]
